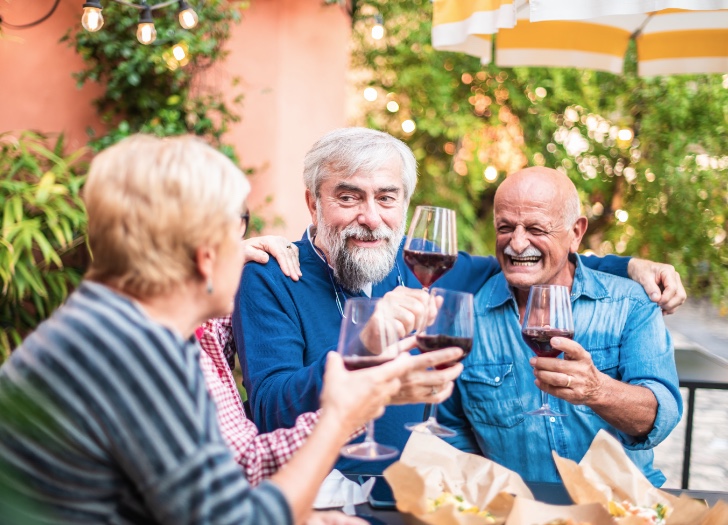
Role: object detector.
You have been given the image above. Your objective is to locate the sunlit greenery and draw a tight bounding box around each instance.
[352,0,728,308]
[0,132,88,362]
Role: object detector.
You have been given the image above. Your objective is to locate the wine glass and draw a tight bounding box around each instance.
[338,297,400,460]
[520,284,574,417]
[405,287,474,437]
[403,206,458,291]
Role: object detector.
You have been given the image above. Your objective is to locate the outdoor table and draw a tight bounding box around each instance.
[352,481,728,524]
[674,347,728,489]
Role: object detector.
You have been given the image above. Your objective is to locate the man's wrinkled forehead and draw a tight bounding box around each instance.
[494,177,560,219]
[332,180,402,196]
[316,157,405,195]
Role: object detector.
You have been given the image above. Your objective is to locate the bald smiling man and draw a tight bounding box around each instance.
[439,167,682,487]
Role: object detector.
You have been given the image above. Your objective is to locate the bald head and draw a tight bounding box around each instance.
[494,167,580,229]
[493,166,588,293]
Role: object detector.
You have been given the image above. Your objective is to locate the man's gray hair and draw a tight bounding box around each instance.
[303,127,417,201]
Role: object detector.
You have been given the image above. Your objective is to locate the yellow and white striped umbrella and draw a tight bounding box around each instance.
[432,0,728,76]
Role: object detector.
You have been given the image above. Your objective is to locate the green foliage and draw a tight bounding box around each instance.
[353,0,728,307]
[62,1,246,160]
[0,132,88,362]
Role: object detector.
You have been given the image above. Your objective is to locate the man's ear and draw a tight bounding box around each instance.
[195,244,216,282]
[570,216,589,253]
[305,189,317,224]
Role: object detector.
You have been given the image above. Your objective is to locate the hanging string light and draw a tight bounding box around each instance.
[81,0,104,32]
[136,6,157,44]
[177,0,198,29]
[78,0,199,44]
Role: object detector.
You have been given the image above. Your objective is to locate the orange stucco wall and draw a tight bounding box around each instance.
[224,0,351,237]
[0,0,105,151]
[0,0,350,238]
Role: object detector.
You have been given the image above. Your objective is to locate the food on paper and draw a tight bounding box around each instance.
[544,518,591,525]
[427,491,496,522]
[608,500,669,524]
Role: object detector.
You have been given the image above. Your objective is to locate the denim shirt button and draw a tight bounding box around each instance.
[549,416,556,423]
[494,376,501,382]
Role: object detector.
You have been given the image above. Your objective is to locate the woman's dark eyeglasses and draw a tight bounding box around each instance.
[240,212,250,238]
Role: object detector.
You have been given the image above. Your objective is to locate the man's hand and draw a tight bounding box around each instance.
[530,337,658,437]
[243,236,302,281]
[529,337,605,405]
[627,258,686,315]
[388,336,464,405]
[379,286,435,338]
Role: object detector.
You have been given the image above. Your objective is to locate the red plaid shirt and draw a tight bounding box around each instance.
[197,315,319,486]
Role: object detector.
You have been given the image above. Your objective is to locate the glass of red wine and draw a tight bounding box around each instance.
[403,206,458,292]
[338,297,400,460]
[405,287,474,437]
[521,284,574,417]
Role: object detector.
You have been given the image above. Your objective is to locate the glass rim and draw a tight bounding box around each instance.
[528,284,569,292]
[412,205,456,213]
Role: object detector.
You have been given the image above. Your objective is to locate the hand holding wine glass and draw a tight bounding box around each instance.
[337,297,401,460]
[404,206,458,291]
[405,287,474,437]
[521,284,574,417]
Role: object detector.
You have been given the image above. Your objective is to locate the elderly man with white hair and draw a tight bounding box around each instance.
[234,128,686,474]
[439,166,681,486]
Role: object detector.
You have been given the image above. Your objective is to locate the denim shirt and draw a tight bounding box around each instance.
[438,255,682,486]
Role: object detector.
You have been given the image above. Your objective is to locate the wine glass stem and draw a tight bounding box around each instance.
[541,389,550,409]
[364,420,375,443]
[423,402,437,421]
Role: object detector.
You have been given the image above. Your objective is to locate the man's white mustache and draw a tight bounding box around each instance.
[340,224,393,243]
[504,245,542,258]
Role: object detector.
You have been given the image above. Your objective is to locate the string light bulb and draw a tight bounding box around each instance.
[136,6,157,45]
[81,0,104,32]
[371,14,384,40]
[177,0,198,29]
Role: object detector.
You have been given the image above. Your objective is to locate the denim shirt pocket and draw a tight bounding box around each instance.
[460,363,525,428]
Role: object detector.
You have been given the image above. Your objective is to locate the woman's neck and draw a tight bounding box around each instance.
[129,284,208,339]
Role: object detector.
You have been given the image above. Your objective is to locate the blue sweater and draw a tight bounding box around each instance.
[234,230,629,473]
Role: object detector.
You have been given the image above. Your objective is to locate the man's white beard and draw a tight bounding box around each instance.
[316,208,405,292]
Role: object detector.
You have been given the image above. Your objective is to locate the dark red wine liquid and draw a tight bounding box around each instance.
[403,250,457,289]
[521,328,574,358]
[342,355,394,371]
[416,334,473,370]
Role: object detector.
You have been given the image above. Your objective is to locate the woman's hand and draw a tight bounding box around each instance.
[242,235,302,281]
[319,352,404,433]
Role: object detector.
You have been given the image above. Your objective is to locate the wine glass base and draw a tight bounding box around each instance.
[404,420,457,438]
[525,406,567,417]
[340,442,399,461]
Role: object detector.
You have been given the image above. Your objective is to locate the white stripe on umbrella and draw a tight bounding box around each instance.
[530,0,728,21]
[432,0,728,76]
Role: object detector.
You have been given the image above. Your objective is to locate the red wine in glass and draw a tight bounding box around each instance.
[403,251,457,289]
[521,284,574,417]
[404,206,457,291]
[405,288,474,437]
[343,355,395,371]
[415,334,473,370]
[337,297,400,460]
[521,328,574,358]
